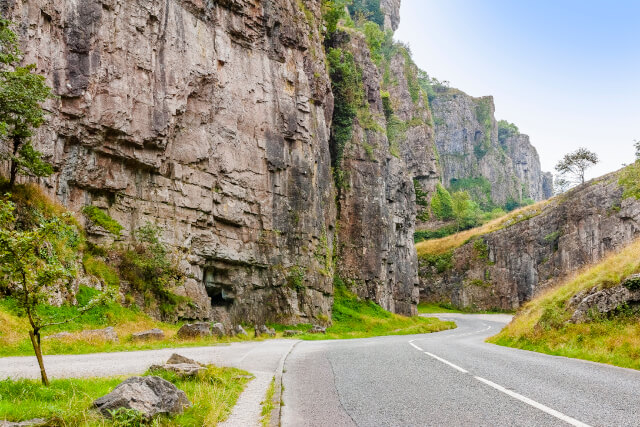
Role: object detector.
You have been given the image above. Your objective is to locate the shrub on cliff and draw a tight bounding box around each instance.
[431,183,454,220]
[0,19,53,187]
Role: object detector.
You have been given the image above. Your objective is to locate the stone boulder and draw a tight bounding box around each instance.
[149,363,205,378]
[132,329,165,341]
[283,330,302,337]
[258,325,276,337]
[211,323,226,338]
[308,325,327,334]
[81,327,119,342]
[177,322,211,339]
[234,325,248,336]
[166,353,203,366]
[43,332,72,340]
[94,376,191,419]
[569,275,640,323]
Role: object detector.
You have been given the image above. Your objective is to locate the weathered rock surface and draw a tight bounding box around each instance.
[431,88,552,205]
[132,328,165,341]
[329,29,419,317]
[176,322,211,339]
[80,327,119,342]
[4,0,336,325]
[94,376,191,419]
[257,324,276,337]
[569,274,640,323]
[211,322,226,338]
[283,329,302,336]
[234,325,248,336]
[43,331,72,340]
[166,353,203,366]
[420,171,640,310]
[149,362,205,377]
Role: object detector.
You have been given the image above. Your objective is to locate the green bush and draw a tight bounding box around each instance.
[327,47,364,189]
[420,251,454,274]
[449,176,494,211]
[497,120,519,145]
[82,205,123,237]
[348,0,384,27]
[118,223,187,317]
[451,190,481,230]
[619,161,640,200]
[431,183,454,220]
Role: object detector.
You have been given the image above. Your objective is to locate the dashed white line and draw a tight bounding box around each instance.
[423,351,468,373]
[474,376,591,427]
[408,341,592,427]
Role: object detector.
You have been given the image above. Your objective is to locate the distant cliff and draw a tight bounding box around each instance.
[419,167,640,310]
[431,87,552,209]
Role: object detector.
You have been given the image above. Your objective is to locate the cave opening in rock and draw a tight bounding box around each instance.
[203,267,234,307]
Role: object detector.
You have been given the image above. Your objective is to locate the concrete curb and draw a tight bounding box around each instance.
[270,340,300,427]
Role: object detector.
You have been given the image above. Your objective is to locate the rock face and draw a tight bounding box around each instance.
[176,322,211,339]
[420,171,640,310]
[132,328,165,341]
[380,0,402,31]
[328,29,420,316]
[5,0,336,325]
[93,376,191,419]
[569,275,640,323]
[431,88,551,206]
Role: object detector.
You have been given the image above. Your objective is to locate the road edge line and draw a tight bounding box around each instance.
[273,340,301,427]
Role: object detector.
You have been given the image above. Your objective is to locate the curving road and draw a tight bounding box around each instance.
[3,314,640,426]
[282,313,640,427]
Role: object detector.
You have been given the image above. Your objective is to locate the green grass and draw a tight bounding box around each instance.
[270,279,454,340]
[0,290,257,357]
[260,376,276,427]
[0,365,251,426]
[418,302,514,315]
[488,238,640,370]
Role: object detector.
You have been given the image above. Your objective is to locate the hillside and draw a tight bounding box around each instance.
[489,237,640,370]
[417,162,640,311]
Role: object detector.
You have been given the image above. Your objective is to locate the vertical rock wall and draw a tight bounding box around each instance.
[5,0,338,324]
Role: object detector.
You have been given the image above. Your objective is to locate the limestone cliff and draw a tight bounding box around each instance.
[431,87,552,207]
[3,0,428,322]
[419,169,640,310]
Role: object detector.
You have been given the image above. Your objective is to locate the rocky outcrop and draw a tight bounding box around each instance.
[420,170,640,310]
[380,0,401,31]
[431,88,551,206]
[569,274,640,323]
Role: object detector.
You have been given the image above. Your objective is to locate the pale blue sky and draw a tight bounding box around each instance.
[395,0,640,179]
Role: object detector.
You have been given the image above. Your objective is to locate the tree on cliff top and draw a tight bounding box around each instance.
[555,147,599,185]
[0,19,53,187]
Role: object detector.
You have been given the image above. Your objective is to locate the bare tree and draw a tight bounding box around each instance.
[555,147,599,185]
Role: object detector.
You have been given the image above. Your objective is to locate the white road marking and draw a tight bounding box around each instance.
[474,376,592,427]
[423,351,468,373]
[408,341,592,427]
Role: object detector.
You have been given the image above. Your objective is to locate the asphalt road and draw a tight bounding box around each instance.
[3,314,640,426]
[282,313,640,427]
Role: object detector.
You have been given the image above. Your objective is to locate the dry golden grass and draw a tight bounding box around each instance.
[416,199,552,256]
[0,310,28,347]
[489,238,640,369]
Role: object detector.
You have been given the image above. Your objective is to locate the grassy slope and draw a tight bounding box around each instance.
[415,199,551,256]
[488,238,640,370]
[0,365,251,425]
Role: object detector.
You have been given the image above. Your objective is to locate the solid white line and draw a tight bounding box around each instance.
[474,376,592,427]
[423,351,468,373]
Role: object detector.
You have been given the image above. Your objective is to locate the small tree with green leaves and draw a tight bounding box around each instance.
[555,147,599,185]
[430,182,453,220]
[0,196,112,385]
[451,190,481,231]
[0,19,53,186]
